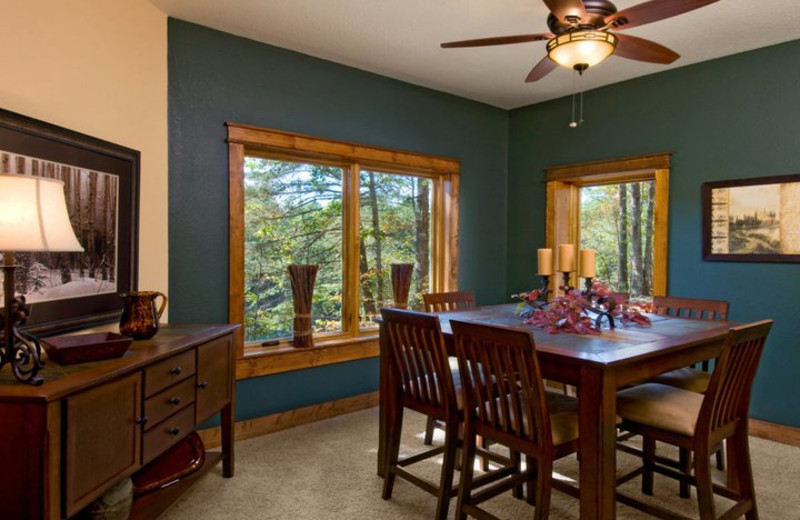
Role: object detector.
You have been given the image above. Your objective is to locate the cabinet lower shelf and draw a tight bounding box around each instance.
[129,451,223,520]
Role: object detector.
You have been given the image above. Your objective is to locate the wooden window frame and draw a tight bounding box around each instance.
[545,153,670,296]
[227,123,460,377]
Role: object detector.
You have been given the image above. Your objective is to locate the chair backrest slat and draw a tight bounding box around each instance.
[699,320,772,436]
[452,320,551,447]
[381,308,453,412]
[423,290,477,313]
[653,295,729,321]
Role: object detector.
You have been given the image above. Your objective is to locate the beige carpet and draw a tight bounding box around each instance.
[160,408,800,519]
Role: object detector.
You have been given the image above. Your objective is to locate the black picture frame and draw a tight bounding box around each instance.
[702,174,800,263]
[0,108,139,334]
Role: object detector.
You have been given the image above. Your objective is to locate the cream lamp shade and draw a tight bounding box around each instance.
[0,174,83,252]
[547,30,618,70]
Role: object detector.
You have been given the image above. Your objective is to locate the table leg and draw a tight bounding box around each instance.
[577,366,617,520]
[377,322,388,477]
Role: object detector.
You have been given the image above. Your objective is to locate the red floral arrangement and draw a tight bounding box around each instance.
[512,282,651,335]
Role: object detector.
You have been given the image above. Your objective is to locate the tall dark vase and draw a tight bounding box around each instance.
[287,264,318,348]
[391,263,414,309]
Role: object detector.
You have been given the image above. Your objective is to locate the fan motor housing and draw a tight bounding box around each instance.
[547,0,618,34]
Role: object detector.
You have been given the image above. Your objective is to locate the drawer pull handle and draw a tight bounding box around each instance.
[169,397,182,406]
[136,416,148,425]
[198,381,209,389]
[168,427,180,436]
[169,366,183,376]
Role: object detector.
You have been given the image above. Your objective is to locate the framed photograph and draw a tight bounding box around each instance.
[0,108,139,333]
[703,174,800,263]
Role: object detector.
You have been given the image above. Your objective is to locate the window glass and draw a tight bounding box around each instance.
[580,180,655,298]
[359,170,433,326]
[243,157,343,342]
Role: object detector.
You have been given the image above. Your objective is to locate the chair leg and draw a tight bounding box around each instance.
[679,447,691,498]
[510,450,523,500]
[479,434,490,471]
[730,431,759,520]
[642,436,655,496]
[525,453,536,505]
[694,446,716,520]
[533,456,553,520]
[714,441,726,471]
[455,425,478,520]
[424,415,436,445]
[382,405,404,500]
[434,421,459,520]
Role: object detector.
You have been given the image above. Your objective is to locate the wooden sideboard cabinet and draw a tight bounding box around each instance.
[0,324,238,520]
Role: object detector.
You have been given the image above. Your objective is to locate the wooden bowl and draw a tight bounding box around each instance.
[41,332,133,365]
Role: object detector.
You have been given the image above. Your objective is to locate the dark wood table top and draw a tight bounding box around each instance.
[435,304,732,367]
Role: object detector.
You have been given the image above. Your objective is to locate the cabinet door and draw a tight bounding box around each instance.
[64,372,142,518]
[195,335,233,424]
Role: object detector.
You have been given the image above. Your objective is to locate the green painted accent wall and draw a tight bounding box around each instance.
[168,20,508,419]
[507,40,800,427]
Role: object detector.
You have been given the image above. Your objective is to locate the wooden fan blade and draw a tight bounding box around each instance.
[526,56,557,82]
[543,0,587,23]
[606,0,719,30]
[441,33,553,48]
[614,33,679,64]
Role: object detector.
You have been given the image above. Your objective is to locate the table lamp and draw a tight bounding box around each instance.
[0,173,84,384]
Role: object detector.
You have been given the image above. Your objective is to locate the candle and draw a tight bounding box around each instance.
[537,248,553,276]
[558,244,575,272]
[579,249,596,278]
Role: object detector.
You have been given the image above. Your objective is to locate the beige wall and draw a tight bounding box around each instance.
[0,0,169,318]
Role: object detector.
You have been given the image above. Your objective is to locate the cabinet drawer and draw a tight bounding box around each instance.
[144,350,196,397]
[144,377,197,430]
[142,404,196,464]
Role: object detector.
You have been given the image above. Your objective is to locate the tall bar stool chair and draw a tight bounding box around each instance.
[616,320,772,520]
[422,290,477,446]
[379,307,462,520]
[451,320,580,520]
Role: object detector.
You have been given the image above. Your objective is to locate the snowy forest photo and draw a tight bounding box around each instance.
[0,150,119,306]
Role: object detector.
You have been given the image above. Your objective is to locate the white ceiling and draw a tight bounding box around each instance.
[148,0,800,109]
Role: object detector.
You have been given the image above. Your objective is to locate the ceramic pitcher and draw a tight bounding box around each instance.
[119,291,168,340]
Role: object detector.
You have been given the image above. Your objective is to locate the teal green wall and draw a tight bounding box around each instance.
[168,19,508,420]
[507,40,800,427]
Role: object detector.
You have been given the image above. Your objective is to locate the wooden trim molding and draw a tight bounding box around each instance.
[546,153,672,182]
[749,418,800,448]
[198,391,379,448]
[236,336,379,379]
[227,123,460,174]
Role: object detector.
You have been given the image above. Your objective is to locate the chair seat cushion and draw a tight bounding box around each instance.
[617,383,704,437]
[649,367,711,393]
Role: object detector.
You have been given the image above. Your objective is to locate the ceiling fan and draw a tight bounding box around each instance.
[441,0,721,82]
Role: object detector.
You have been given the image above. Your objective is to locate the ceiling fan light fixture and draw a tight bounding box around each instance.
[547,30,618,70]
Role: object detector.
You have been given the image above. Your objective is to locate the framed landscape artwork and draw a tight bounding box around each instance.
[703,174,800,263]
[0,109,139,333]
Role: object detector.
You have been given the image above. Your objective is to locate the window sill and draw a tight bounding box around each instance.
[235,333,379,380]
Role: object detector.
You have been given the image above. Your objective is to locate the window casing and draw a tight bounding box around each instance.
[228,124,459,359]
[545,153,670,297]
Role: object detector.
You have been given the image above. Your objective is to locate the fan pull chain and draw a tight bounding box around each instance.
[569,69,586,128]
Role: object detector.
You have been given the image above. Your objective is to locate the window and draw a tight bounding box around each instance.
[545,154,670,297]
[228,124,459,358]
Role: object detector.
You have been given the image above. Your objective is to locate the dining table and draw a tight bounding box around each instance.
[377,303,734,520]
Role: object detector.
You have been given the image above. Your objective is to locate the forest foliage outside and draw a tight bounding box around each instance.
[243,158,432,343]
[580,181,655,298]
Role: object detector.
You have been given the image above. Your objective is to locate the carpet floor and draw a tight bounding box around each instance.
[160,408,800,519]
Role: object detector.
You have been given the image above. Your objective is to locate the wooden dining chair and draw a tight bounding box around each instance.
[451,319,580,520]
[423,290,477,313]
[422,290,477,446]
[380,307,461,520]
[616,320,772,520]
[651,295,730,393]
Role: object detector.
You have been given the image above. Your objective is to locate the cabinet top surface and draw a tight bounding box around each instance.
[0,323,238,401]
